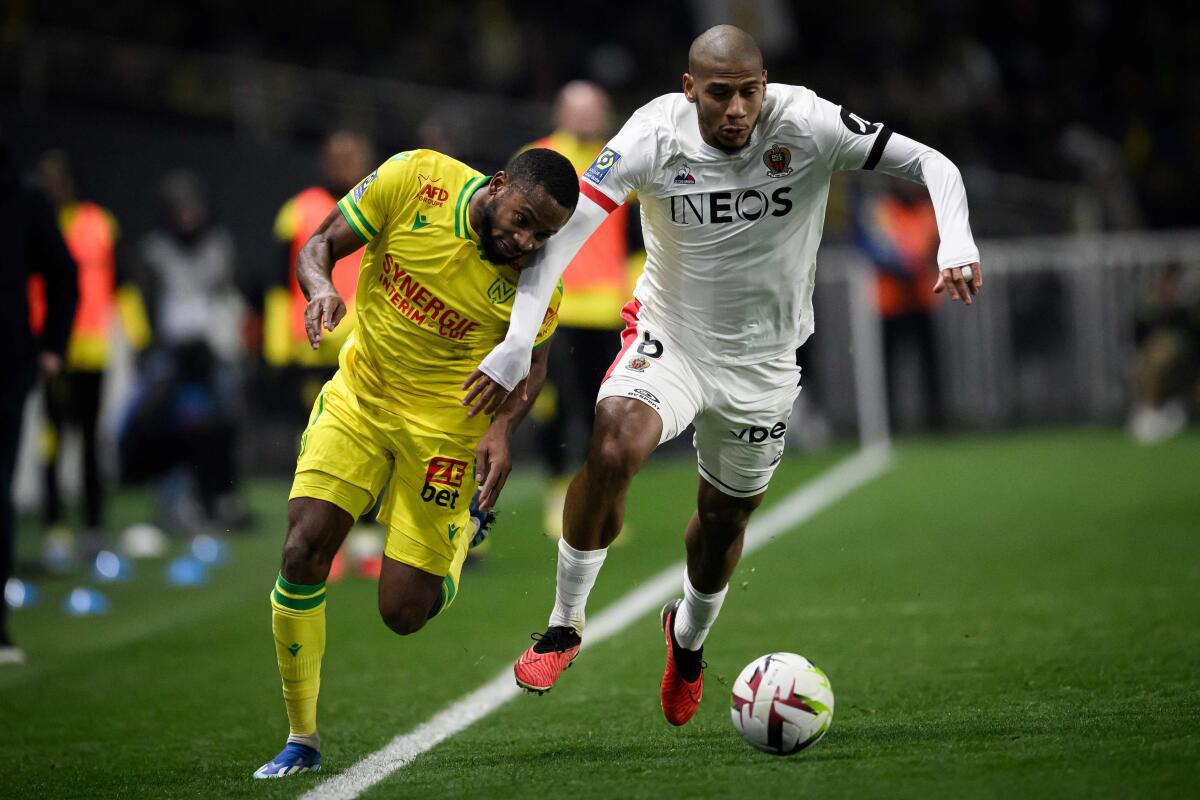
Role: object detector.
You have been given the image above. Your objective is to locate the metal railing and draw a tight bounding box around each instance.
[812,231,1200,432]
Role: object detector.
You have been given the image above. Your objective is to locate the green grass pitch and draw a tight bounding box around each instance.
[2,429,1198,798]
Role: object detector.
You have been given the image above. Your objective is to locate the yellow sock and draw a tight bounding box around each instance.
[271,573,326,740]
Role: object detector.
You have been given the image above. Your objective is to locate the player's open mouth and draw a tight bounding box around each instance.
[497,239,517,259]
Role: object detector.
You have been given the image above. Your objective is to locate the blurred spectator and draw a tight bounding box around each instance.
[0,135,78,664]
[31,150,150,569]
[416,113,460,157]
[264,131,372,425]
[120,170,248,534]
[1128,265,1200,444]
[854,181,944,432]
[519,81,639,537]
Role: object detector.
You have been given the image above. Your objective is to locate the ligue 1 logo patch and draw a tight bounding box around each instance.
[763,145,793,178]
[584,148,622,184]
[626,356,649,372]
[353,170,379,202]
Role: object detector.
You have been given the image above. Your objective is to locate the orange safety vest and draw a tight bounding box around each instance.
[28,202,119,369]
[871,196,941,318]
[527,132,630,329]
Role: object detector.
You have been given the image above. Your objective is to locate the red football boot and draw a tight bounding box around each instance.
[513,626,582,694]
[660,599,705,726]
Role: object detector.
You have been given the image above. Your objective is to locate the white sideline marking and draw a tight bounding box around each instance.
[300,444,892,800]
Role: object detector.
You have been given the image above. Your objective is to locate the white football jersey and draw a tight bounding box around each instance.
[477,83,979,390]
[579,84,976,364]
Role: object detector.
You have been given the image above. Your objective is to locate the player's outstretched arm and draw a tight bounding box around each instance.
[870,132,983,305]
[296,207,364,348]
[469,195,611,394]
[473,342,551,511]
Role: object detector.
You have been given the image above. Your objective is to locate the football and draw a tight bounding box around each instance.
[730,652,834,755]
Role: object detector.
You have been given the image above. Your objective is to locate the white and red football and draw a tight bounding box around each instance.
[730,652,834,755]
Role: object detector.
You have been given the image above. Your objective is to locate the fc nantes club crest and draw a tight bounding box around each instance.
[487,277,516,304]
[763,144,793,178]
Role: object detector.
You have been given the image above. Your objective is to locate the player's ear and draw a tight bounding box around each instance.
[761,69,768,87]
[682,73,696,102]
[489,171,507,195]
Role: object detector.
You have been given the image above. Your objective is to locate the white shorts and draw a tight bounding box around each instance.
[597,300,802,498]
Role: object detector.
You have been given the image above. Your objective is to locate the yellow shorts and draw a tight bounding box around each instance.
[289,370,475,613]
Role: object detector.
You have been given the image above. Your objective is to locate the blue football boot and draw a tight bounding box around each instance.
[468,489,497,549]
[253,741,321,779]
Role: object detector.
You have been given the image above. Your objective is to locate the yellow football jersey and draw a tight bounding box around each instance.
[335,149,561,434]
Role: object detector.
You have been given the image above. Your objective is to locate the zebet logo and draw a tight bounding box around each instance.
[732,422,787,443]
[669,187,792,226]
[421,456,467,509]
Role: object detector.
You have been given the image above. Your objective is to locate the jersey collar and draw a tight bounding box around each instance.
[454,174,490,243]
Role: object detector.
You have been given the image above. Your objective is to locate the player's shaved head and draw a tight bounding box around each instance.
[688,25,763,77]
[683,25,767,152]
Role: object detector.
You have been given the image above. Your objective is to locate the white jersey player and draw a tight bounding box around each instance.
[469,25,983,725]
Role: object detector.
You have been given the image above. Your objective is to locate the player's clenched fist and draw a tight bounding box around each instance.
[304,292,346,349]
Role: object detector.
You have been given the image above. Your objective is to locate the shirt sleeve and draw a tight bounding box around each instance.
[532,279,564,349]
[336,153,417,244]
[808,93,893,172]
[810,92,979,269]
[578,113,657,209]
[867,132,979,269]
[477,199,609,389]
[477,112,655,390]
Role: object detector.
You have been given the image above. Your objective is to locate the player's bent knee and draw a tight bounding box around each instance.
[280,531,332,582]
[281,498,353,582]
[378,600,429,637]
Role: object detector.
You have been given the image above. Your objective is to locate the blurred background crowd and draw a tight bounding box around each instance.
[0,0,1197,648]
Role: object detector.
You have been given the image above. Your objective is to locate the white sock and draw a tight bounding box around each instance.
[287,731,320,750]
[548,537,607,634]
[673,570,727,651]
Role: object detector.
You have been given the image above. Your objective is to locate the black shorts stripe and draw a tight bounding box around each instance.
[698,462,771,497]
[862,126,893,171]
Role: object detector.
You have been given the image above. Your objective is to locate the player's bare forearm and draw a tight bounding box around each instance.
[295,235,335,300]
[297,209,363,347]
[297,208,360,299]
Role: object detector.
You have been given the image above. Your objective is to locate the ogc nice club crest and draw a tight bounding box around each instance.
[763,144,793,178]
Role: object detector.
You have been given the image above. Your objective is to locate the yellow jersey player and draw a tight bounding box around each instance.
[254,147,579,779]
